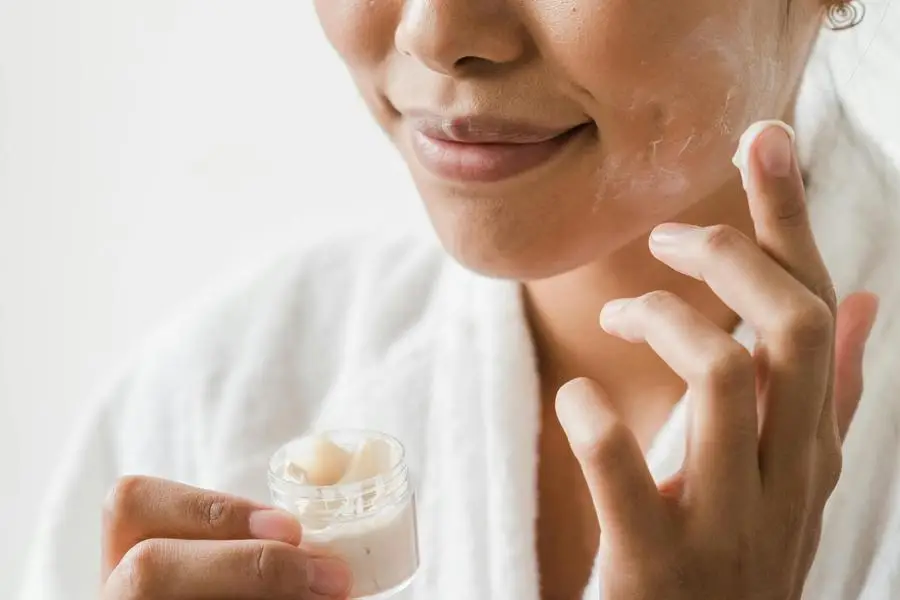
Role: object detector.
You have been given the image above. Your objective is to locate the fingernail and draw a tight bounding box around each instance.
[248,509,302,544]
[649,223,700,246]
[757,126,794,177]
[555,378,616,451]
[308,557,353,596]
[731,120,796,187]
[599,299,631,326]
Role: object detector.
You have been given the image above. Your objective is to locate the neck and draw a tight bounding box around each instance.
[524,173,754,437]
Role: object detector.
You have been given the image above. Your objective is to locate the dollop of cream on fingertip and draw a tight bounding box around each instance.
[731,120,796,190]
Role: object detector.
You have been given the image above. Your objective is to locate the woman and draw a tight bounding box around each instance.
[19,0,900,598]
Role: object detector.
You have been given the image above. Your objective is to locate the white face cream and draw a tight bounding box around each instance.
[268,430,420,599]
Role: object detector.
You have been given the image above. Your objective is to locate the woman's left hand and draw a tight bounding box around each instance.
[556,123,880,600]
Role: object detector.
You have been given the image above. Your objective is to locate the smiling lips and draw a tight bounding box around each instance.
[408,114,592,183]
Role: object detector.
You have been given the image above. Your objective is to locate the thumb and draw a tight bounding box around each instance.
[832,292,879,440]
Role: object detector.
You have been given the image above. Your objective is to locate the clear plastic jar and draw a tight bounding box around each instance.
[268,430,419,599]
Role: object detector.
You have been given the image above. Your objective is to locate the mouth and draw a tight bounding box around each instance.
[407,114,594,184]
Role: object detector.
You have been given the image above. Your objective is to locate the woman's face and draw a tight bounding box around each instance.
[315,0,828,279]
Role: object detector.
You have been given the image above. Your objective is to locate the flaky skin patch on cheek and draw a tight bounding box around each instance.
[585,4,790,213]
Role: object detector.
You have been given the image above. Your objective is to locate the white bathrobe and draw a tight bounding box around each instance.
[18,64,900,600]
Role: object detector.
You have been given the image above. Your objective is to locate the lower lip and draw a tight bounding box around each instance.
[410,124,591,184]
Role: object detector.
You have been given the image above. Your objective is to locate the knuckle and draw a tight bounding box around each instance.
[696,346,754,395]
[637,289,680,312]
[776,297,834,348]
[104,476,149,528]
[185,489,251,535]
[703,224,744,253]
[253,542,305,593]
[774,190,808,226]
[117,539,164,598]
[197,494,233,530]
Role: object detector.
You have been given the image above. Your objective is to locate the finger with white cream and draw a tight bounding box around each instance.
[731,120,796,190]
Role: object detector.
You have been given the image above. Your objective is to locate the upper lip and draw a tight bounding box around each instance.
[408,111,589,145]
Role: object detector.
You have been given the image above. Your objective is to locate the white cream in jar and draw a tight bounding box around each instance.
[268,430,419,599]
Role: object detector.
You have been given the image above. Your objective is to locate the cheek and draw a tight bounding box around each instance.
[536,0,787,204]
[313,0,398,68]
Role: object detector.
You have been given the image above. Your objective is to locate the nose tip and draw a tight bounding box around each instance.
[394,1,526,76]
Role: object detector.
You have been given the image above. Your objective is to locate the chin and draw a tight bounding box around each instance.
[422,192,615,282]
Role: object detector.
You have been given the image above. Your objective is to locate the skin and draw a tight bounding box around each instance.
[317,0,815,279]
[555,133,880,599]
[101,477,354,599]
[99,1,881,599]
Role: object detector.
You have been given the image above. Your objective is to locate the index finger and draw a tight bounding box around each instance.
[102,476,302,579]
[737,121,836,313]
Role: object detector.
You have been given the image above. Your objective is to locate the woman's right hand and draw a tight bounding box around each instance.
[101,476,352,599]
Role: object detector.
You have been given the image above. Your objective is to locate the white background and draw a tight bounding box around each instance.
[0,1,425,594]
[1,0,898,596]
